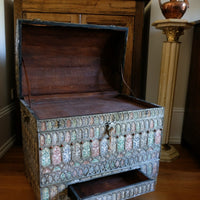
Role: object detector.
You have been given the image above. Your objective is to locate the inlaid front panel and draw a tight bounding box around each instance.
[38,108,164,187]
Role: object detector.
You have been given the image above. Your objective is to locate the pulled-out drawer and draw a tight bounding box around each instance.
[68,169,155,200]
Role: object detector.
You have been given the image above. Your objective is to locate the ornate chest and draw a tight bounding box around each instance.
[16,20,164,200]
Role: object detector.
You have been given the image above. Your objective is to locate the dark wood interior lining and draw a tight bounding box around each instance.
[68,169,149,199]
[21,23,127,97]
[25,94,150,119]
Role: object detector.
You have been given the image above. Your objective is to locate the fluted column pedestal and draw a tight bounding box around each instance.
[152,19,192,162]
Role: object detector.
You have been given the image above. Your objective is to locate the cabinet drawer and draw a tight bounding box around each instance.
[68,169,155,200]
[23,12,80,23]
[22,0,136,15]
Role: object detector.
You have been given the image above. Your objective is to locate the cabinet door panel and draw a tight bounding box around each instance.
[23,12,80,23]
[82,15,134,94]
[182,24,200,157]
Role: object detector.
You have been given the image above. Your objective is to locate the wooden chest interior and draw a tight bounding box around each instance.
[18,20,156,119]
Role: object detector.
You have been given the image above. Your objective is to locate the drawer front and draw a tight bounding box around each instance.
[69,180,155,200]
[83,180,155,200]
[39,170,156,200]
[38,108,164,187]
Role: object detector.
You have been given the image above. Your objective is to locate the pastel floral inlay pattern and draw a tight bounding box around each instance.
[45,134,51,145]
[94,117,99,125]
[100,116,104,124]
[65,131,71,143]
[126,123,131,132]
[83,129,89,139]
[90,128,94,138]
[133,134,140,149]
[43,168,51,174]
[91,139,100,157]
[131,122,136,132]
[141,132,148,148]
[125,134,132,151]
[100,138,108,156]
[158,119,163,126]
[59,132,65,143]
[148,131,154,147]
[47,121,52,130]
[100,126,105,135]
[147,163,153,177]
[90,117,94,125]
[71,131,76,142]
[136,122,140,132]
[77,130,82,140]
[95,127,100,138]
[117,135,125,152]
[154,119,158,129]
[155,130,161,144]
[41,122,46,131]
[116,124,121,135]
[52,133,58,145]
[110,136,117,153]
[41,148,51,167]
[153,162,157,176]
[40,135,45,147]
[145,120,149,129]
[41,188,49,200]
[52,146,61,165]
[82,141,90,159]
[129,112,134,119]
[62,145,71,163]
[66,120,71,128]
[121,124,126,133]
[71,119,76,127]
[150,120,154,129]
[74,143,81,161]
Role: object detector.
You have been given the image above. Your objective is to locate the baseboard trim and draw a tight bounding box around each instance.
[0,135,16,159]
[172,107,184,114]
[0,102,16,119]
[169,137,181,144]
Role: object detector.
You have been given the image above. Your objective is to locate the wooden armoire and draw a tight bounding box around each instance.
[14,0,150,98]
[182,21,200,158]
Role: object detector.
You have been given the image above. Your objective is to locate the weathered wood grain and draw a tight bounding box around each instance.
[22,0,137,15]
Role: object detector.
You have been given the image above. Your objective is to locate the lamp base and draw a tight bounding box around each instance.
[160,144,179,162]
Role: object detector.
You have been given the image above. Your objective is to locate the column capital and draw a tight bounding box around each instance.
[152,19,193,42]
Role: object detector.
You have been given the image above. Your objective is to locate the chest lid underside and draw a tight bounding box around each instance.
[17,20,159,119]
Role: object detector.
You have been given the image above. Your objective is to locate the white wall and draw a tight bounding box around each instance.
[0,0,16,158]
[0,1,7,97]
[146,0,200,144]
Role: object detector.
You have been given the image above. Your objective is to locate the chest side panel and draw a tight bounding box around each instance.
[20,102,40,198]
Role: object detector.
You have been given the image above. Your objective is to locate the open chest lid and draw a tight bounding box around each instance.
[16,19,128,101]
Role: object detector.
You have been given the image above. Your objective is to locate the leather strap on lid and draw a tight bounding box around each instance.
[22,58,31,107]
[121,65,135,96]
